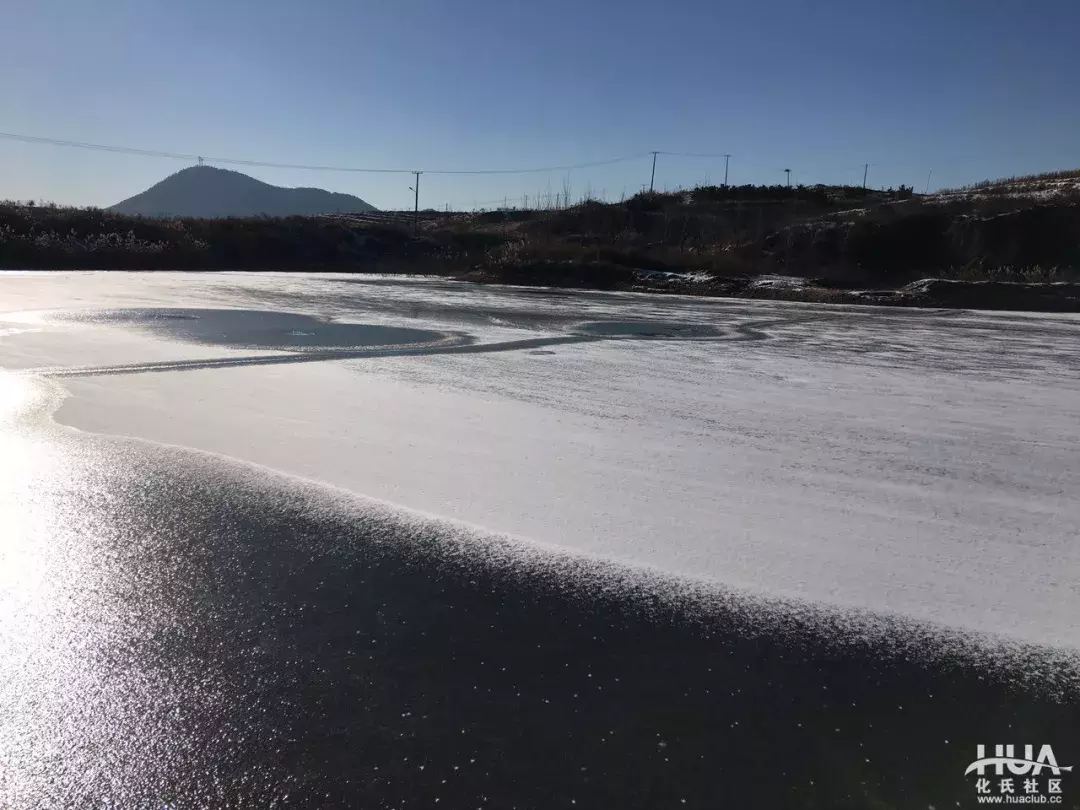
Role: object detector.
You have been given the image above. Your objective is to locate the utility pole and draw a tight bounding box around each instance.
[862,163,869,189]
[410,171,421,234]
[924,169,933,195]
[723,154,731,186]
[784,170,796,274]
[649,151,659,192]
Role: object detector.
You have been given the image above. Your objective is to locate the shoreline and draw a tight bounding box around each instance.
[6,267,1080,313]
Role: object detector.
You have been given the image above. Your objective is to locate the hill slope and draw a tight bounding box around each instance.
[110,166,377,217]
[933,168,1080,203]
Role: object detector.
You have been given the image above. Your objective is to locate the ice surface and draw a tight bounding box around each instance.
[2,271,1079,649]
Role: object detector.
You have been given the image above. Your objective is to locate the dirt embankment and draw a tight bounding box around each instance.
[458,269,1080,312]
[888,278,1080,311]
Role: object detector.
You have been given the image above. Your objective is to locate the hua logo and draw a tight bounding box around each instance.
[965,744,1073,777]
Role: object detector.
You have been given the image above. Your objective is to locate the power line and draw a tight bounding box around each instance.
[464,188,622,209]
[658,151,733,158]
[425,154,649,175]
[5,130,1067,192]
[0,130,954,207]
[0,131,649,176]
[0,132,413,173]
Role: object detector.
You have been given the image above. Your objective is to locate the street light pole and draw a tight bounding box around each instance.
[783,168,795,272]
[411,171,421,234]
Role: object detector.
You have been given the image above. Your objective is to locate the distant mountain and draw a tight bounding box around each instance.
[109,165,377,218]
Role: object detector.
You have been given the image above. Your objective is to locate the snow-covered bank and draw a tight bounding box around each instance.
[4,272,1080,649]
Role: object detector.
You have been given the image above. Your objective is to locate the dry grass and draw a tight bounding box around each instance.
[939,168,1080,193]
[936,263,1078,283]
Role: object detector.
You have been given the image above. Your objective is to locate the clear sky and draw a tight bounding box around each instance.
[2,0,1078,210]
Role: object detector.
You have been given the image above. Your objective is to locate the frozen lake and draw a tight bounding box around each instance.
[1,272,1078,807]
[5,271,1078,646]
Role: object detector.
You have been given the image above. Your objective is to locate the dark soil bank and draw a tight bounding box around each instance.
[463,266,1080,312]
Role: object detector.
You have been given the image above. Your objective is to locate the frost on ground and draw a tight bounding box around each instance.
[747,274,811,290]
[932,175,1080,204]
[2,272,1079,653]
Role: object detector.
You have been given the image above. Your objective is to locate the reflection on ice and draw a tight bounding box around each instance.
[0,424,1075,808]
[34,307,450,352]
[574,320,723,338]
[0,370,35,419]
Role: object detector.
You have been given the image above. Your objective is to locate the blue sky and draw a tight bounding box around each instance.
[2,0,1078,210]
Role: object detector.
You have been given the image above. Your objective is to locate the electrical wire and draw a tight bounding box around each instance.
[0,131,649,176]
[658,151,731,158]
[0,132,415,173]
[424,154,649,175]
